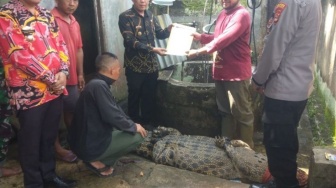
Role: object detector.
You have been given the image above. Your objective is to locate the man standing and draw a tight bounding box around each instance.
[118,0,172,127]
[68,52,147,177]
[252,0,322,187]
[51,0,84,163]
[187,0,254,148]
[0,0,76,187]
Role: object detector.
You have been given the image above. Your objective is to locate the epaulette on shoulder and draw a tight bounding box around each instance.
[294,0,307,7]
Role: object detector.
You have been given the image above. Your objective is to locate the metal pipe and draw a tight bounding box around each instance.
[181,60,185,81]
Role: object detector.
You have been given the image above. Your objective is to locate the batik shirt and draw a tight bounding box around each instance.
[118,7,170,73]
[0,0,69,110]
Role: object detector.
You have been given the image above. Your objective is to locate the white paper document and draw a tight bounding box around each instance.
[165,24,196,56]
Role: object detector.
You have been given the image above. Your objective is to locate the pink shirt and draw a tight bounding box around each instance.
[51,8,83,85]
[201,6,252,81]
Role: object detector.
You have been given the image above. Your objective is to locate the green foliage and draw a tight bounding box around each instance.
[182,0,221,16]
[181,0,248,16]
[307,80,336,147]
[151,0,250,16]
[0,0,8,6]
[182,0,207,15]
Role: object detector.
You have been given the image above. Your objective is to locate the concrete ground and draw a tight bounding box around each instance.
[0,153,250,188]
[0,110,312,188]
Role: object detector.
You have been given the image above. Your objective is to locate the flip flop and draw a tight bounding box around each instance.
[84,162,114,178]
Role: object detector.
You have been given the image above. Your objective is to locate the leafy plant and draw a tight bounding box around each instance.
[182,0,249,16]
[307,80,336,146]
[182,0,221,16]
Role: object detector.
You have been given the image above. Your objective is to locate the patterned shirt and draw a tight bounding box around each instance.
[118,7,170,73]
[0,0,69,110]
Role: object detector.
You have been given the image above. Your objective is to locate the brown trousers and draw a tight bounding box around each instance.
[215,80,254,148]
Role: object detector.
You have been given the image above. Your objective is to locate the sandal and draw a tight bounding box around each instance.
[84,162,114,178]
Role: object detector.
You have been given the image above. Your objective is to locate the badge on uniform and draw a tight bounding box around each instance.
[273,3,287,25]
[266,2,287,34]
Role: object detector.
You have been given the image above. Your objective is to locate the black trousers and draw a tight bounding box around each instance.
[125,68,158,124]
[262,96,307,188]
[17,97,62,188]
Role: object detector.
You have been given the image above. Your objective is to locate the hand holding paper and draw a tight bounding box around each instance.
[191,32,202,41]
[153,47,167,56]
[165,24,196,56]
[186,49,198,59]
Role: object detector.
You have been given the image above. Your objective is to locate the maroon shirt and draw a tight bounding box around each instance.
[201,6,252,81]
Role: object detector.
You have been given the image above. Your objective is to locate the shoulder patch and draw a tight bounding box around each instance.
[266,2,287,34]
[273,2,287,24]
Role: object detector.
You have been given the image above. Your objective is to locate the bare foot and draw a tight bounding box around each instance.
[0,166,22,178]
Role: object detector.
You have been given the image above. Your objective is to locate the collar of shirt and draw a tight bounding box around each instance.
[10,0,43,17]
[224,5,243,14]
[131,6,149,18]
[51,8,76,24]
[96,73,115,86]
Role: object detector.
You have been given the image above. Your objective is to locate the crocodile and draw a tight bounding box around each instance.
[135,126,307,185]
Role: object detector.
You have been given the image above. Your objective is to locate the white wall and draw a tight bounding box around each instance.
[40,0,55,10]
[97,0,133,100]
[315,0,336,127]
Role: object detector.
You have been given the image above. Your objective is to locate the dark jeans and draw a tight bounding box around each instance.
[262,96,307,188]
[125,68,158,125]
[17,97,63,188]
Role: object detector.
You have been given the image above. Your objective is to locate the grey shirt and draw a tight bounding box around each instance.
[253,0,322,101]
